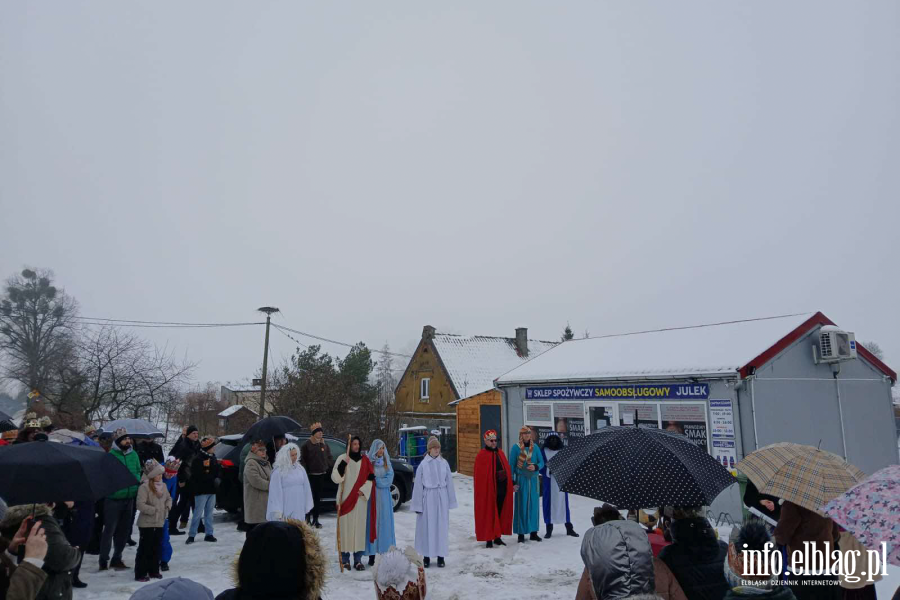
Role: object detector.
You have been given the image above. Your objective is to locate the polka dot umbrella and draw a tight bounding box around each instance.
[547,426,735,509]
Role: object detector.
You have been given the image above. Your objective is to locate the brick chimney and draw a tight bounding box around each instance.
[422,325,436,340]
[515,327,528,357]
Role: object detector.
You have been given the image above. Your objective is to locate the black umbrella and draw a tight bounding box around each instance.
[0,441,140,505]
[547,426,735,509]
[239,416,301,446]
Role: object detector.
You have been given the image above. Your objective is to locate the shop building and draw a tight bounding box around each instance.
[495,312,897,520]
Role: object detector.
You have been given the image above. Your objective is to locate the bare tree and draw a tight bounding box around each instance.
[0,268,79,397]
[173,383,225,436]
[863,341,885,361]
[75,325,196,425]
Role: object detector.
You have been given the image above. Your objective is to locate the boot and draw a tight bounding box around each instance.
[485,540,493,548]
[423,557,430,568]
[72,577,88,589]
[437,557,445,568]
[368,555,376,566]
[529,532,542,542]
[494,537,506,546]
[160,562,169,572]
[565,522,580,538]
[545,524,553,538]
[98,560,108,572]
[111,559,128,571]
[517,534,525,544]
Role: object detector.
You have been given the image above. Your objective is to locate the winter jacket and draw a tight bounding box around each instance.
[108,444,142,500]
[658,517,729,600]
[0,504,81,600]
[724,587,796,599]
[580,520,655,600]
[172,437,200,484]
[215,520,325,600]
[1,535,48,600]
[300,439,332,475]
[773,501,839,557]
[6,560,48,600]
[575,557,687,600]
[136,478,173,528]
[54,500,94,549]
[128,577,215,600]
[242,453,272,525]
[655,557,689,600]
[136,440,165,467]
[189,449,220,496]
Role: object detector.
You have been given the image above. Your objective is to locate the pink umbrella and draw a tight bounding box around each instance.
[821,465,900,567]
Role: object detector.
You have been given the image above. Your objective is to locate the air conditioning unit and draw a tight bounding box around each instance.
[818,328,857,363]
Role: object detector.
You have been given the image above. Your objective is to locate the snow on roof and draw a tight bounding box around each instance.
[496,313,818,385]
[218,405,256,418]
[431,334,558,400]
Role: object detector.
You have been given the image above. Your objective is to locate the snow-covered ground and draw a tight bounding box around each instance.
[77,473,899,600]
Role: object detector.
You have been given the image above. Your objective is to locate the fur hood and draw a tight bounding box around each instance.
[0,503,52,535]
[229,519,325,599]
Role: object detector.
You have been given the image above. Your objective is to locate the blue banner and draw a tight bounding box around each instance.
[525,383,709,401]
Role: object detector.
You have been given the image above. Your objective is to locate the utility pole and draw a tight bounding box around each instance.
[257,306,280,418]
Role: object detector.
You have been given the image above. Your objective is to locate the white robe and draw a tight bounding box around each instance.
[543,447,568,524]
[266,464,314,522]
[332,454,373,554]
[411,454,457,558]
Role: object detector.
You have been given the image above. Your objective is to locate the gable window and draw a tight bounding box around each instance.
[420,378,430,401]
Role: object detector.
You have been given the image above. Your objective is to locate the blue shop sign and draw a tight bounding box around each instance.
[525,383,709,400]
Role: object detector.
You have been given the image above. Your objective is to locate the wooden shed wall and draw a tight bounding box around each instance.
[456,390,501,477]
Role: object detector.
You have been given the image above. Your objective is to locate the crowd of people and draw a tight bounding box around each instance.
[1,417,896,600]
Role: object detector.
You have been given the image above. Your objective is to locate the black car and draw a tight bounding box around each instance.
[213,433,415,514]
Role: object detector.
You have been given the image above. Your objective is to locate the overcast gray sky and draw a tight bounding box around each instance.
[1,1,898,387]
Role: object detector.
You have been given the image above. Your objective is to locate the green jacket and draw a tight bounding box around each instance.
[108,446,141,500]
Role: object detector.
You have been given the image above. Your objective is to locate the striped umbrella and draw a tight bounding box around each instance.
[736,443,866,514]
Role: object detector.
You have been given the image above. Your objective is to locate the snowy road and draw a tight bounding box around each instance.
[78,473,899,600]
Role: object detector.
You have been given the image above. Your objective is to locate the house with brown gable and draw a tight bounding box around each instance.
[394,325,557,474]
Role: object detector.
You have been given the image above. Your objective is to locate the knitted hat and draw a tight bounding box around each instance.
[200,436,217,450]
[310,422,323,435]
[114,428,130,443]
[84,424,97,435]
[144,459,165,479]
[39,416,52,428]
[483,429,497,441]
[1,429,17,441]
[185,425,198,436]
[426,436,440,451]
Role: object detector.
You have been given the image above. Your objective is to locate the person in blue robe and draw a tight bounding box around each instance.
[365,439,396,566]
[510,426,544,543]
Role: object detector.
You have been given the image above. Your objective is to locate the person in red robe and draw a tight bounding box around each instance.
[473,429,514,548]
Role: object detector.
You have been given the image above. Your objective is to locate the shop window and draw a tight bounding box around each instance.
[420,378,430,402]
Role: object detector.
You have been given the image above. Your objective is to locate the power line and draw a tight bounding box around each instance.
[73,316,265,328]
[70,314,411,358]
[584,312,813,340]
[272,323,308,349]
[273,323,412,358]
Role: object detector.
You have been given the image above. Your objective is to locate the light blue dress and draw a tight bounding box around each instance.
[365,439,396,555]
[510,442,544,535]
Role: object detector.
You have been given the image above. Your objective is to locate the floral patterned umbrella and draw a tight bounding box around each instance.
[821,465,900,567]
